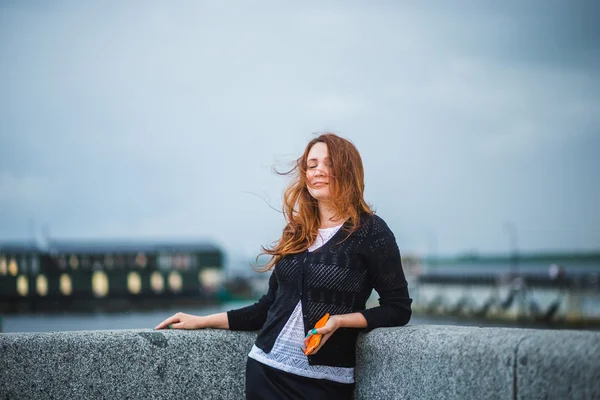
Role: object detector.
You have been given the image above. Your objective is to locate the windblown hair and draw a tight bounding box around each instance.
[257,133,373,271]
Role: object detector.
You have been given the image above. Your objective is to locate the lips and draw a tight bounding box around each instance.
[312,182,328,187]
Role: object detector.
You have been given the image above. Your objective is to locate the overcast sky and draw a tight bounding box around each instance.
[1,1,599,263]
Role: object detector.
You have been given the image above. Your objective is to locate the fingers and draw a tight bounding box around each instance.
[154,313,182,330]
[302,329,314,350]
[305,327,327,337]
[302,329,315,353]
[302,327,333,355]
[309,332,333,355]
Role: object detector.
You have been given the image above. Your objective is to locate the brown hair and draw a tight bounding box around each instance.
[257,133,373,271]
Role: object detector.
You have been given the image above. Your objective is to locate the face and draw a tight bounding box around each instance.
[306,142,332,202]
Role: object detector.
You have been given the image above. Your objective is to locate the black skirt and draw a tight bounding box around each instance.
[245,357,355,400]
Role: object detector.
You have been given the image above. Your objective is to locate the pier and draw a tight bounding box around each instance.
[405,252,600,329]
[1,326,599,399]
[411,273,600,328]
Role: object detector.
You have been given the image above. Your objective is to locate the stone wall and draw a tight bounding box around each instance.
[1,326,599,399]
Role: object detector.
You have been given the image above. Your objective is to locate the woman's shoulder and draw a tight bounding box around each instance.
[358,212,393,237]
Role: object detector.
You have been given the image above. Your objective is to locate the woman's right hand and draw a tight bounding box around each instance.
[154,312,204,330]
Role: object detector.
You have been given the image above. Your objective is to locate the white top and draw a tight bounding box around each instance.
[247,224,355,383]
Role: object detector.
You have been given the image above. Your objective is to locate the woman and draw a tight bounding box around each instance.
[155,133,412,399]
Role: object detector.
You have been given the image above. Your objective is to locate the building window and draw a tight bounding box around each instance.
[36,275,48,296]
[60,274,72,296]
[17,275,28,296]
[135,253,147,268]
[20,256,28,274]
[158,254,171,271]
[8,258,18,276]
[92,271,109,297]
[104,255,114,269]
[127,271,142,294]
[174,255,183,270]
[31,256,40,275]
[0,256,7,275]
[150,272,164,293]
[69,255,79,270]
[173,254,191,270]
[168,271,182,293]
[200,268,223,290]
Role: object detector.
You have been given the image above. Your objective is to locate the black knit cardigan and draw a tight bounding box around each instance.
[227,213,412,368]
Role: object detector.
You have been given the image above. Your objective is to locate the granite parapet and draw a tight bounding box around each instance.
[1,326,599,399]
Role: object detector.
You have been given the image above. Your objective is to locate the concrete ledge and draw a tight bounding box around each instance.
[1,326,599,399]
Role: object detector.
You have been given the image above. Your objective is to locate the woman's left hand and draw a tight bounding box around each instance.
[302,316,340,355]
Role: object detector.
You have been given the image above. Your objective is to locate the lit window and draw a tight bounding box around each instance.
[17,275,28,296]
[127,272,142,294]
[200,268,223,290]
[8,259,18,276]
[0,256,7,275]
[60,274,72,296]
[150,271,164,293]
[92,271,109,297]
[36,275,48,296]
[168,271,182,293]
[135,253,147,268]
[69,255,79,270]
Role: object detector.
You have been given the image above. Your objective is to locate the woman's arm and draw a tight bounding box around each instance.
[331,312,368,328]
[226,269,279,331]
[302,312,367,354]
[358,217,412,331]
[155,270,278,331]
[305,217,412,352]
[155,311,229,330]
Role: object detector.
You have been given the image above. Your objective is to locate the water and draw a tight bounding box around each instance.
[0,302,247,333]
[1,300,533,333]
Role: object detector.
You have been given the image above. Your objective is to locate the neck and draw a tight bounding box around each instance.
[317,201,346,228]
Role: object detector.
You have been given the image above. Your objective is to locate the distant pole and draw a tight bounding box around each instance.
[503,222,519,275]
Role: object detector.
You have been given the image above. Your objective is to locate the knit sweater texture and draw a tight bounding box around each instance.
[227,213,412,368]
